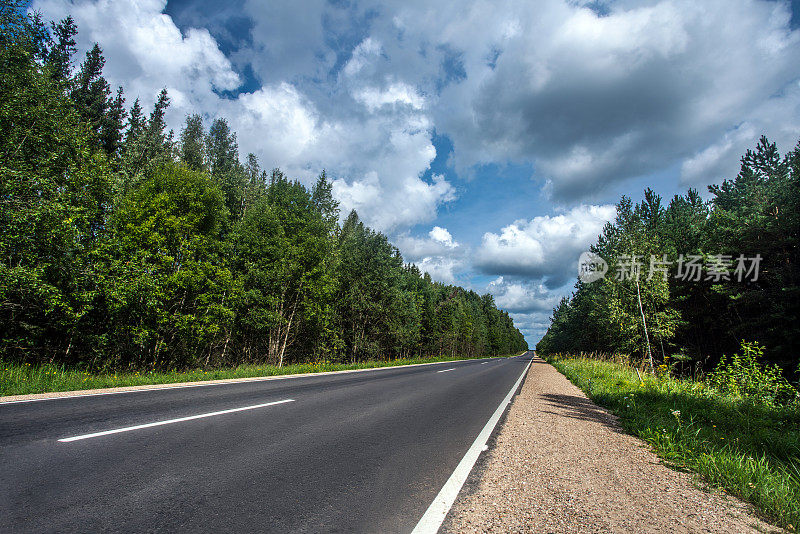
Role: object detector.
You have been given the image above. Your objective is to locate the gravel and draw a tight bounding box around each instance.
[443,357,783,534]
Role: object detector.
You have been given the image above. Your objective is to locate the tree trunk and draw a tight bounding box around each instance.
[635,277,654,373]
[278,301,297,368]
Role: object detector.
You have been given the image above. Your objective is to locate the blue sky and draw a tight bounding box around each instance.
[32,0,800,343]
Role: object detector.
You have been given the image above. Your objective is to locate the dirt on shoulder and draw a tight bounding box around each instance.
[443,357,783,534]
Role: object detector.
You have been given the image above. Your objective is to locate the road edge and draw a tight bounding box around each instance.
[411,352,534,534]
[0,356,507,405]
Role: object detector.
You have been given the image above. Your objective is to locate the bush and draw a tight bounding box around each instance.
[708,341,798,406]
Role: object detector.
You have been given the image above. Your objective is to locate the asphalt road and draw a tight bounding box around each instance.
[1,352,533,533]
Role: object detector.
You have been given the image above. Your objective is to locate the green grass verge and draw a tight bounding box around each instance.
[1,353,519,397]
[545,355,800,531]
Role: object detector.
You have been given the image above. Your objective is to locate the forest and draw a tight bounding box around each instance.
[537,136,799,376]
[0,6,527,371]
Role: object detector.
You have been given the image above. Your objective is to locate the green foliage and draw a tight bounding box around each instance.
[105,162,232,368]
[44,15,76,81]
[1,5,113,362]
[119,88,174,188]
[538,190,681,363]
[548,355,800,529]
[538,137,800,380]
[206,117,247,220]
[179,114,206,172]
[0,9,527,373]
[708,341,799,407]
[706,137,800,364]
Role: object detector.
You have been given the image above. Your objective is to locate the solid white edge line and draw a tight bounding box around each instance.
[411,356,533,534]
[436,368,456,373]
[58,399,294,442]
[2,357,503,406]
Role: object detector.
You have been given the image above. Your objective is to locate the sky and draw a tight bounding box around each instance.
[31,0,800,345]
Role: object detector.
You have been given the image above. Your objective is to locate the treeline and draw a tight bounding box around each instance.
[0,7,527,369]
[537,136,799,375]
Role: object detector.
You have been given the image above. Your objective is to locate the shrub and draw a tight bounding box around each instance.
[708,341,798,406]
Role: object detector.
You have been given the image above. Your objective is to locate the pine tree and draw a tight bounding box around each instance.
[45,15,77,83]
[311,170,339,227]
[206,118,238,176]
[100,86,126,157]
[147,88,170,144]
[179,114,206,171]
[71,44,112,142]
[118,89,174,190]
[240,152,266,217]
[125,98,144,145]
[206,118,245,220]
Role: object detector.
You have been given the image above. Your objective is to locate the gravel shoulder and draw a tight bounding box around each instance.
[443,357,783,534]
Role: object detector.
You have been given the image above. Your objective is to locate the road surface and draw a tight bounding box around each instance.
[1,352,532,533]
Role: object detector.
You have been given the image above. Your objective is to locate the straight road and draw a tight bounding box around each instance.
[1,352,533,533]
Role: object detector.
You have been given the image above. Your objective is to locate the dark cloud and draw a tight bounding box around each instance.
[439,0,800,201]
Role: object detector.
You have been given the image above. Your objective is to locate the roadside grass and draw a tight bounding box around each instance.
[545,355,800,531]
[0,353,521,397]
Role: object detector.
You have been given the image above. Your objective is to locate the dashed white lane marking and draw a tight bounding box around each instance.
[436,368,456,373]
[58,399,295,442]
[411,357,533,534]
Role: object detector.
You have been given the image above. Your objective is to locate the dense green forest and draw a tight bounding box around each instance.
[537,136,799,376]
[0,6,527,370]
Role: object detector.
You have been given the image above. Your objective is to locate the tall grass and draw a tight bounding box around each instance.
[545,355,800,530]
[0,353,519,397]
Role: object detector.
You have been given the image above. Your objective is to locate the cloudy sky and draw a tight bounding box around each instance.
[32,0,800,344]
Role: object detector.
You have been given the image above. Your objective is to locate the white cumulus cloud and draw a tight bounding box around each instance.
[475,204,616,287]
[487,277,560,313]
[33,0,240,116]
[396,226,464,284]
[33,0,456,234]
